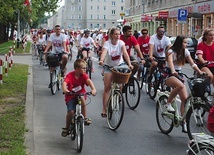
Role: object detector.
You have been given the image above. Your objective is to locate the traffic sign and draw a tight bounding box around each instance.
[178,9,188,23]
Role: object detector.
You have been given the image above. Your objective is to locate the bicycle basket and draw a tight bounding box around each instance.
[112,68,131,84]
[46,53,60,67]
[131,62,140,75]
[190,78,210,97]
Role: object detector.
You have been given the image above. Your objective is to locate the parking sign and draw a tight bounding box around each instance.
[178,9,188,23]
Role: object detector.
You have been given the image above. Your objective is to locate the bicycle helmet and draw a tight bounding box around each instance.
[84,29,90,34]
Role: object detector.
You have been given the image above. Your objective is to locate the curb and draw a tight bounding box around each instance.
[25,64,34,155]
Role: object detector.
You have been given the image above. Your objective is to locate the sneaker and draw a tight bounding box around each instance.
[165,104,175,112]
[182,122,187,133]
[61,128,69,137]
[84,117,92,125]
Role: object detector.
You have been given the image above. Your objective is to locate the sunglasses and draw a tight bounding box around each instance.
[158,30,165,33]
[142,33,148,34]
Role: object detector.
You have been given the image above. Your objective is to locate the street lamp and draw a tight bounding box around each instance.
[17,10,20,48]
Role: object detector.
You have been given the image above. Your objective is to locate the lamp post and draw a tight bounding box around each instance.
[142,0,145,28]
[17,10,20,48]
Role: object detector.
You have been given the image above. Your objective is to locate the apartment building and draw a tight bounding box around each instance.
[125,0,214,38]
[47,0,125,30]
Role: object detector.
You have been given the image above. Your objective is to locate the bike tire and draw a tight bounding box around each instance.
[70,123,75,141]
[107,90,124,130]
[76,117,84,153]
[50,70,57,95]
[186,104,211,140]
[125,77,140,110]
[188,143,214,155]
[87,59,92,79]
[138,70,144,90]
[148,75,158,99]
[57,71,62,90]
[156,95,174,134]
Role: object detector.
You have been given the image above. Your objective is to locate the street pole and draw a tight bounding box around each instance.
[17,10,20,48]
[142,0,145,28]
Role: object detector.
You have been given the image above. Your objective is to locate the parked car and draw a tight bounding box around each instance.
[169,36,198,60]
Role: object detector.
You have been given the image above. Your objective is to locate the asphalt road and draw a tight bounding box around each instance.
[13,51,194,155]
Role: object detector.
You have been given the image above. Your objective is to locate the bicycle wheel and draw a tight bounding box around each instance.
[148,75,158,99]
[156,95,174,134]
[186,104,211,140]
[87,59,92,79]
[107,90,124,130]
[138,69,144,89]
[125,77,140,110]
[70,123,75,140]
[188,144,214,155]
[50,70,57,95]
[57,70,62,90]
[76,117,84,153]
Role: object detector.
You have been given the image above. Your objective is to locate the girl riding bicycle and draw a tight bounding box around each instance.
[61,59,96,137]
[164,35,203,132]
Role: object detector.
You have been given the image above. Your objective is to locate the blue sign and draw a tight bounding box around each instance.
[178,9,188,23]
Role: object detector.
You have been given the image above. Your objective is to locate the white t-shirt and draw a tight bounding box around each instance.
[49,33,66,53]
[38,37,45,45]
[149,34,171,58]
[80,37,94,49]
[166,48,190,70]
[103,40,125,66]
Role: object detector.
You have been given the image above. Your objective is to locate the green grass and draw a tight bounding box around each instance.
[0,64,28,155]
[0,40,31,54]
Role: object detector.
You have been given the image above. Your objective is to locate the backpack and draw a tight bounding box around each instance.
[207,106,214,132]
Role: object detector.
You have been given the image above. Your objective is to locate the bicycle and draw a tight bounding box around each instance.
[122,61,141,110]
[37,44,45,66]
[187,133,214,155]
[104,64,131,130]
[46,53,63,95]
[156,73,211,140]
[138,56,150,92]
[64,92,92,153]
[148,58,170,99]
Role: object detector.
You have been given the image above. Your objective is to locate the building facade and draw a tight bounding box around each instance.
[125,0,214,38]
[47,0,125,30]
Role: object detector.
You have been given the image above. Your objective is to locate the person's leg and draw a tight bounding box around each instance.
[82,50,87,61]
[102,72,112,116]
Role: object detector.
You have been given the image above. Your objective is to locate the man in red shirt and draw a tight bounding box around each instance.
[120,25,145,64]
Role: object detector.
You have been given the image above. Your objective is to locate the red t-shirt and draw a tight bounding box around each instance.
[120,35,138,56]
[196,42,214,67]
[137,36,150,56]
[64,71,89,103]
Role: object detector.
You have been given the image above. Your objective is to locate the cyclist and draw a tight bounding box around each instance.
[148,26,171,83]
[44,25,68,77]
[120,25,145,63]
[98,27,133,118]
[79,29,97,61]
[196,27,214,84]
[137,28,150,77]
[61,59,97,137]
[165,35,203,132]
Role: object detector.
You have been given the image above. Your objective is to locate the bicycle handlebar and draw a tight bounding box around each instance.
[63,92,92,96]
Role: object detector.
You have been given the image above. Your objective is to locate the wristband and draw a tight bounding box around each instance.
[141,58,145,60]
[191,64,197,68]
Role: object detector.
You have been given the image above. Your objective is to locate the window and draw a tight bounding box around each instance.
[103,15,106,19]
[78,6,82,11]
[91,6,93,10]
[71,15,75,19]
[112,10,116,15]
[90,14,93,19]
[121,6,124,11]
[104,6,106,10]
[78,15,82,19]
[112,1,116,6]
[71,6,75,11]
[97,6,99,11]
[103,24,106,28]
[121,0,124,2]
[79,0,82,2]
[90,24,93,29]
[97,15,99,19]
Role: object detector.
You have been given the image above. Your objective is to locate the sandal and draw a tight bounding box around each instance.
[101,113,107,118]
[84,117,92,125]
[61,128,69,137]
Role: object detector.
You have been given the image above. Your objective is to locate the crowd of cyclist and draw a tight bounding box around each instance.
[30,25,214,137]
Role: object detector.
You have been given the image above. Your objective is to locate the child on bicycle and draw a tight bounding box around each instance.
[61,59,97,137]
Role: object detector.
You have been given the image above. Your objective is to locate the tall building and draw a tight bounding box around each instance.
[125,0,214,37]
[48,0,125,30]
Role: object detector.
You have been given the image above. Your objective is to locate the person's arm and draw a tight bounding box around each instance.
[166,51,177,75]
[86,79,97,96]
[62,81,69,93]
[44,40,52,53]
[99,48,107,65]
[134,44,145,64]
[148,43,154,59]
[186,55,203,75]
